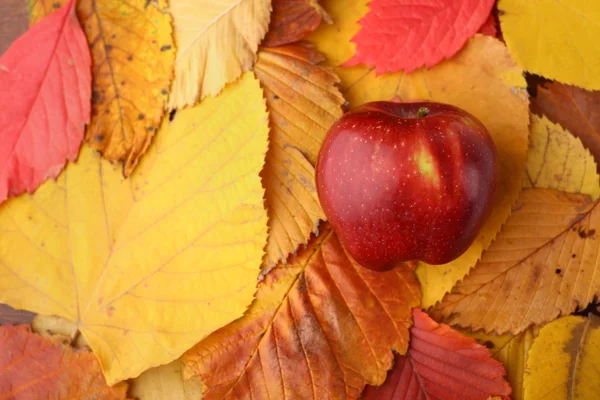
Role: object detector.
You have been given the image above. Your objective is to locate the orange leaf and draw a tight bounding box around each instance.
[531,82,600,170]
[183,225,421,399]
[0,325,128,399]
[431,188,600,334]
[256,43,344,267]
[262,0,332,47]
[362,309,511,400]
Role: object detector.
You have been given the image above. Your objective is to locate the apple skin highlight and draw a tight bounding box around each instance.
[316,101,497,271]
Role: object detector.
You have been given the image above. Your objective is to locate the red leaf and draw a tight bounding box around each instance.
[362,309,511,400]
[0,325,127,399]
[346,0,495,73]
[478,13,498,38]
[0,0,91,203]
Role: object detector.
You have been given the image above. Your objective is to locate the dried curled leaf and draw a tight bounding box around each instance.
[309,1,529,307]
[432,188,600,334]
[499,0,600,90]
[168,0,271,109]
[255,43,344,267]
[531,82,600,169]
[362,309,511,400]
[184,225,421,399]
[0,325,128,399]
[0,73,269,384]
[262,0,331,47]
[469,327,539,400]
[522,115,600,199]
[524,315,600,399]
[129,360,204,400]
[30,0,175,176]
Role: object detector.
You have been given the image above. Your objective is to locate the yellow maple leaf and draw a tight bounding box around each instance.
[499,0,600,90]
[468,327,538,400]
[29,0,175,176]
[255,43,344,267]
[308,0,529,308]
[524,315,600,399]
[168,0,272,109]
[523,115,600,199]
[0,72,269,384]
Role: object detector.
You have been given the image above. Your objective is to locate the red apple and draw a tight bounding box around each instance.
[316,101,497,271]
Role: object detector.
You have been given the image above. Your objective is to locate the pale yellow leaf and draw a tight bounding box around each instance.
[469,327,538,400]
[523,115,600,199]
[499,0,600,90]
[0,72,269,384]
[129,360,204,400]
[308,0,529,308]
[168,0,272,109]
[525,315,600,400]
[255,44,344,267]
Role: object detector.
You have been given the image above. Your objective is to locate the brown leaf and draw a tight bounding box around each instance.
[431,188,600,334]
[256,43,344,267]
[183,224,421,399]
[531,82,600,171]
[0,0,28,55]
[262,0,332,47]
[0,325,128,399]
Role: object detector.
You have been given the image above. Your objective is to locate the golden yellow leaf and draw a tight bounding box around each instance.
[432,188,600,334]
[30,0,175,176]
[523,115,600,199]
[255,43,344,267]
[308,0,529,308]
[524,315,600,399]
[129,360,204,400]
[498,0,600,90]
[469,327,538,400]
[0,72,269,384]
[168,0,272,109]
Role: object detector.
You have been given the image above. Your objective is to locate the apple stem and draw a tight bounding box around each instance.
[416,107,430,118]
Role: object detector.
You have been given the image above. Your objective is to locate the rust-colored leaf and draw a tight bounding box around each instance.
[0,325,128,399]
[262,0,332,47]
[531,82,600,170]
[431,188,600,334]
[0,0,28,55]
[362,309,511,400]
[184,225,421,399]
[255,43,344,267]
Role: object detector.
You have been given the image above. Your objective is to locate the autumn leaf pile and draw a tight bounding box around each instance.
[0,0,599,398]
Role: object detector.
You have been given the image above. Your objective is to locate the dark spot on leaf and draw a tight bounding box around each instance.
[257,332,265,339]
[120,81,126,86]
[482,340,494,349]
[137,114,145,120]
[161,89,168,95]
[91,91,100,104]
[106,305,115,317]
[147,126,155,132]
[127,55,133,61]
[572,254,577,258]
[273,94,280,100]
[578,228,596,239]
[297,275,307,292]
[169,110,177,121]
[556,269,562,274]
[52,2,61,8]
[105,44,113,52]
[111,34,116,39]
[160,45,172,52]
[96,135,104,142]
[40,242,45,247]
